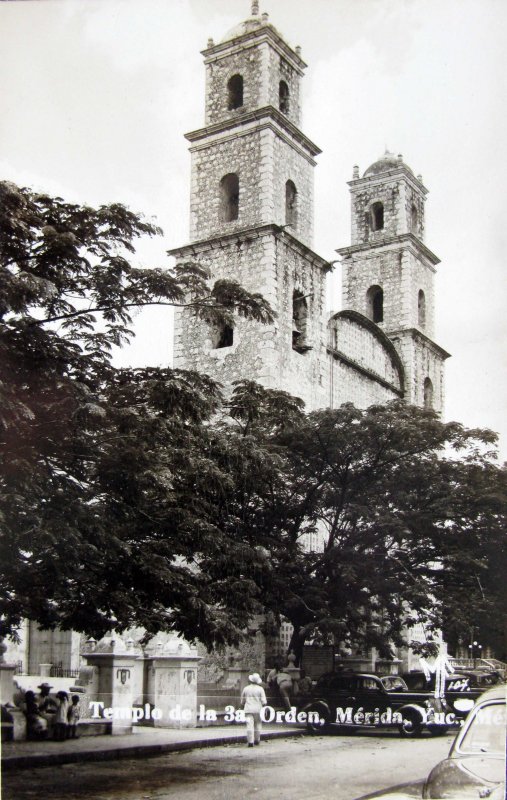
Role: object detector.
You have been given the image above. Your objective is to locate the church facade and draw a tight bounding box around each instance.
[6,4,451,677]
[170,2,449,416]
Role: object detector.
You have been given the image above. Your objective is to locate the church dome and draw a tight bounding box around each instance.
[221,15,263,42]
[219,4,283,45]
[363,151,413,178]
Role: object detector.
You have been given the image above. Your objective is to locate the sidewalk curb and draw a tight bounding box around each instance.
[2,728,306,771]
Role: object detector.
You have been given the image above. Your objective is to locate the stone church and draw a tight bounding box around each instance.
[9,3,450,676]
[168,2,450,672]
[169,1,449,418]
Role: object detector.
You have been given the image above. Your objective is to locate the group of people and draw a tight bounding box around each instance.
[23,682,81,741]
[240,664,313,747]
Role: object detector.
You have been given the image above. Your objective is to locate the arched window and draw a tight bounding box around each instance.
[292,291,308,352]
[227,74,243,110]
[411,203,418,233]
[370,201,384,231]
[285,180,297,227]
[423,377,434,409]
[219,173,239,222]
[367,285,384,323]
[213,322,234,349]
[279,80,289,114]
[418,289,426,327]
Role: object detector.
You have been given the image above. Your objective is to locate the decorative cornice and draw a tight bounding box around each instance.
[387,327,451,360]
[347,166,428,196]
[168,223,331,272]
[201,26,306,74]
[336,233,440,267]
[185,105,321,158]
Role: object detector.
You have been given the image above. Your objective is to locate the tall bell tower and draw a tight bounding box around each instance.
[169,2,330,411]
[337,152,450,412]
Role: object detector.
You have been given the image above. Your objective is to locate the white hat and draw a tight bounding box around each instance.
[249,673,263,685]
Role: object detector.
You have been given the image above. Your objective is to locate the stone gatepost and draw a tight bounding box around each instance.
[144,638,200,728]
[221,653,251,694]
[0,663,16,706]
[80,637,142,735]
[0,638,26,741]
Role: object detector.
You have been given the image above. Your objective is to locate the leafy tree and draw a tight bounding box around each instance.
[231,400,507,664]
[2,181,505,666]
[0,181,276,647]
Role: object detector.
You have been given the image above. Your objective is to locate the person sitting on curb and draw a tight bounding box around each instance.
[37,682,57,713]
[37,682,57,738]
[22,690,48,741]
[241,673,267,748]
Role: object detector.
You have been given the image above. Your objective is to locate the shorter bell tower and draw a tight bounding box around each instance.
[337,152,450,412]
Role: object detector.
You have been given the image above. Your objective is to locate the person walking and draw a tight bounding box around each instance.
[241,673,267,747]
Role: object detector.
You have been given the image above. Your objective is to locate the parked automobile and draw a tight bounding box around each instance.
[303,671,450,737]
[402,670,474,692]
[422,684,506,799]
[401,671,484,722]
[457,669,504,688]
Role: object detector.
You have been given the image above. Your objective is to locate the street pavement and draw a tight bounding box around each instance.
[2,729,455,800]
[2,723,305,770]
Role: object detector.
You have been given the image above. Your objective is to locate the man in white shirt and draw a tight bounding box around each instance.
[241,673,267,747]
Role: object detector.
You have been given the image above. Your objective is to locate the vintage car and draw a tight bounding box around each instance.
[401,671,485,721]
[303,671,451,737]
[422,684,506,799]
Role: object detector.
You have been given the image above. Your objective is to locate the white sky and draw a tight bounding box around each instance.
[1,0,506,460]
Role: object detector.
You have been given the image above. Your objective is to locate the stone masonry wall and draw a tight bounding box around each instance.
[189,131,263,240]
[204,40,302,128]
[329,316,403,390]
[341,247,435,337]
[274,237,327,409]
[390,332,445,413]
[173,232,328,411]
[173,235,278,390]
[189,126,315,245]
[330,358,400,410]
[205,43,264,126]
[350,176,425,246]
[266,46,302,126]
[271,135,314,246]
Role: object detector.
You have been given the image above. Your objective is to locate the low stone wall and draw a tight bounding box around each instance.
[196,684,290,727]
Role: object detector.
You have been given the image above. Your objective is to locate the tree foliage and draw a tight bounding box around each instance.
[1,181,505,663]
[236,401,507,663]
[0,182,275,646]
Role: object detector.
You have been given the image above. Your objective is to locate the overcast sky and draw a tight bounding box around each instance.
[1,0,506,460]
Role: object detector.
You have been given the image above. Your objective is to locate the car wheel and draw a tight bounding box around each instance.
[398,711,423,737]
[305,705,330,734]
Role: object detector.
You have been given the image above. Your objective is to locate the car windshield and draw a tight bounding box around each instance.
[457,701,506,754]
[380,676,408,692]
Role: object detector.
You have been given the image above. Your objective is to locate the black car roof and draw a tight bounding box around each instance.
[320,672,384,680]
